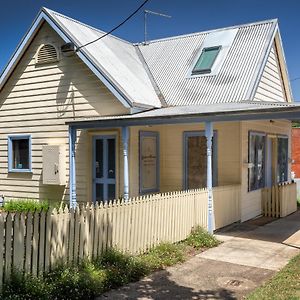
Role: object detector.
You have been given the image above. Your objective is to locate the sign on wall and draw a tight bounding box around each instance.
[139,131,159,193]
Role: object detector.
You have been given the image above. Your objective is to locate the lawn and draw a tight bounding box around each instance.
[247,254,300,300]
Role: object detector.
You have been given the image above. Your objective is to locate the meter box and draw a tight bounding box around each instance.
[42,145,66,185]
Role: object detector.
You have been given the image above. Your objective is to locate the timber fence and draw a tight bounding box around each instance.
[0,185,240,285]
[262,182,297,218]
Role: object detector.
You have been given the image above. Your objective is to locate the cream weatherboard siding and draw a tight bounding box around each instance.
[240,119,291,222]
[253,44,286,102]
[129,122,241,197]
[0,23,128,203]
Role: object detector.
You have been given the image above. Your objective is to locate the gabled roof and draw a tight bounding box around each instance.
[137,19,283,106]
[0,8,292,110]
[0,8,162,109]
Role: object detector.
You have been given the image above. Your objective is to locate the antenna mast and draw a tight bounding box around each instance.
[144,10,171,45]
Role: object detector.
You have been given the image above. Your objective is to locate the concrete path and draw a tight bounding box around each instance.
[97,211,300,300]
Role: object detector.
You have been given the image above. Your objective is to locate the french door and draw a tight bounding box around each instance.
[93,136,116,203]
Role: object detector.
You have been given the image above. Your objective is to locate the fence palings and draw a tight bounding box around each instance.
[0,185,240,286]
[262,182,297,218]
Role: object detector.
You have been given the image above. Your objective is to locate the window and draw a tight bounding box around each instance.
[249,132,266,191]
[192,46,221,75]
[183,131,218,189]
[8,135,32,172]
[277,136,288,183]
[36,44,59,65]
[139,131,159,194]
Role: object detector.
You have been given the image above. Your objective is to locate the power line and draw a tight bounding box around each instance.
[76,0,150,52]
[291,77,300,82]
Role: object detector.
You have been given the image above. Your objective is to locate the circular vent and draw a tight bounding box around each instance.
[36,44,59,65]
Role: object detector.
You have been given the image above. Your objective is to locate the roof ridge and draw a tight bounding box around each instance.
[42,7,132,45]
[135,18,278,45]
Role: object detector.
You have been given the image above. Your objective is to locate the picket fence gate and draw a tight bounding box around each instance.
[0,185,240,286]
[262,182,297,218]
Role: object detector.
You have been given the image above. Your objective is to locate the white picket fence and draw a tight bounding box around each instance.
[0,185,240,285]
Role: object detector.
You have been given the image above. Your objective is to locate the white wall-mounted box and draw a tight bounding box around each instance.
[42,145,66,185]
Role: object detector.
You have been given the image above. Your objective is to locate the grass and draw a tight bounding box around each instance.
[247,254,300,300]
[2,199,50,212]
[1,226,219,300]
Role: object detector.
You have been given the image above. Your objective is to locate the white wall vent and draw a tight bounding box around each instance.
[36,44,59,65]
[42,145,66,185]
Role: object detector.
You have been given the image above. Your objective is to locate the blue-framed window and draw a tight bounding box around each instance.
[8,135,32,172]
[139,131,160,194]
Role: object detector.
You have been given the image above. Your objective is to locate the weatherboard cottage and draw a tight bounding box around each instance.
[0,8,299,231]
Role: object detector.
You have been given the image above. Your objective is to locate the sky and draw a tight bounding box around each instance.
[1,0,300,99]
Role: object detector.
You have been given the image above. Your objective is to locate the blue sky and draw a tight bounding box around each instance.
[1,0,300,100]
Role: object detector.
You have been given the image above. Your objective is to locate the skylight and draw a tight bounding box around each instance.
[192,46,221,75]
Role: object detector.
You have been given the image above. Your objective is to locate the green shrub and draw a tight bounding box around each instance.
[141,242,186,270]
[297,197,300,207]
[2,270,51,300]
[95,249,148,288]
[184,226,220,249]
[1,228,220,299]
[3,199,49,212]
[47,262,107,299]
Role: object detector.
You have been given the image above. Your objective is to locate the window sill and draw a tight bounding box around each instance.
[8,169,32,173]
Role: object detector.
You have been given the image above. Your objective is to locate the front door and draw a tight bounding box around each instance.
[93,136,116,203]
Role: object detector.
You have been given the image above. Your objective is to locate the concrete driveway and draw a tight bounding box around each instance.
[200,210,300,271]
[98,211,300,300]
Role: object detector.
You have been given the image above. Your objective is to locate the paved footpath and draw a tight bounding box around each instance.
[97,211,300,300]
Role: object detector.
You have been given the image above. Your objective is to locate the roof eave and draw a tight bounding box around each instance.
[66,105,300,129]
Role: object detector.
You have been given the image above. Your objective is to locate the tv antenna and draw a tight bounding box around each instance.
[144,10,171,45]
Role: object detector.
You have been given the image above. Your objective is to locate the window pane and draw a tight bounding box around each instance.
[96,183,104,203]
[249,133,265,191]
[278,138,288,183]
[12,139,29,169]
[108,184,115,200]
[95,139,103,178]
[187,136,207,189]
[193,47,220,74]
[107,138,115,179]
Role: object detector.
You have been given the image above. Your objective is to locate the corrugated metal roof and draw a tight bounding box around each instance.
[138,20,277,106]
[0,8,281,110]
[44,8,162,109]
[67,101,300,124]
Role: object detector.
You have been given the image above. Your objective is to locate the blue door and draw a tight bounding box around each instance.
[93,136,116,203]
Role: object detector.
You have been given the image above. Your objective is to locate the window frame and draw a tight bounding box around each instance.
[248,131,266,192]
[139,131,160,195]
[191,46,222,75]
[8,134,32,173]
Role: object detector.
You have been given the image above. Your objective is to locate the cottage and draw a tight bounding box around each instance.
[0,8,299,231]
